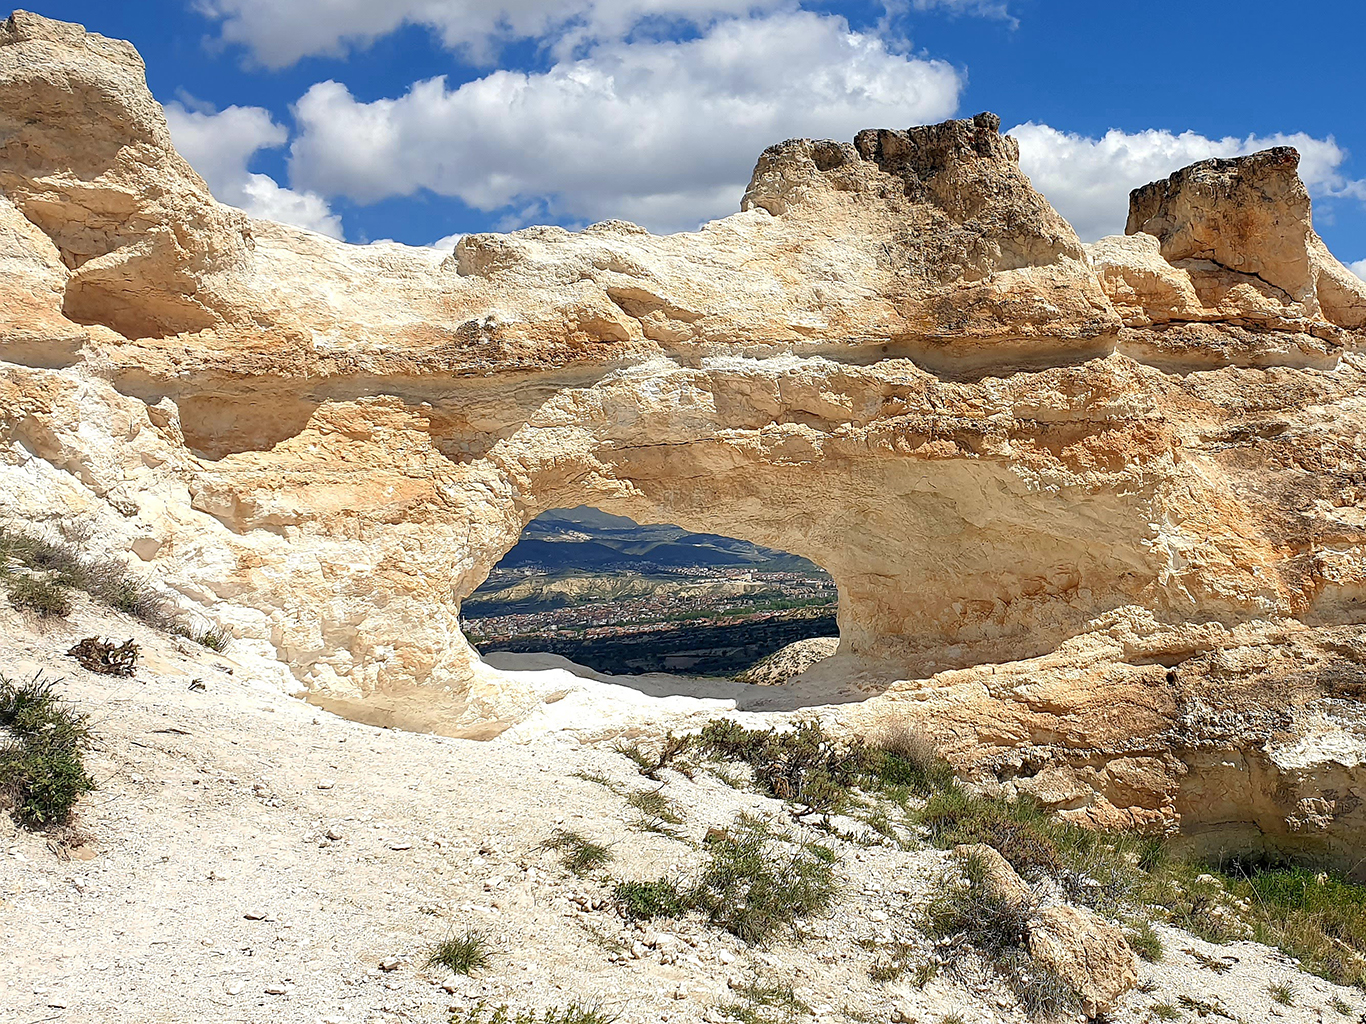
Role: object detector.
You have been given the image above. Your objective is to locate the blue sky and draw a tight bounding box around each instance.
[27,0,1366,275]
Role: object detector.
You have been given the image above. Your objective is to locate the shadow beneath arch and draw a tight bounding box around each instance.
[481,650,892,714]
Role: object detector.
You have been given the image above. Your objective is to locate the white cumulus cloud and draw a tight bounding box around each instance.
[198,0,796,69]
[165,101,344,238]
[286,11,963,233]
[1351,259,1366,281]
[1010,122,1366,242]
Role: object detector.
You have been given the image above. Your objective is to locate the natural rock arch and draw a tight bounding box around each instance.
[7,10,1366,865]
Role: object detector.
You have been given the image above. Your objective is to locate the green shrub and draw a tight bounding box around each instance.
[0,673,94,828]
[541,830,613,876]
[611,814,839,944]
[427,930,493,975]
[918,788,1062,879]
[693,718,955,813]
[689,814,838,944]
[865,723,956,796]
[696,720,858,811]
[614,879,688,920]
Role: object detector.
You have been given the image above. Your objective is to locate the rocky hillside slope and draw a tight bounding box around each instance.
[4,603,1363,1024]
[2,10,1366,869]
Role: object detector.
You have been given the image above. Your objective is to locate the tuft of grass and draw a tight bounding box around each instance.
[689,813,838,945]
[626,787,685,836]
[0,672,95,828]
[1126,920,1164,962]
[1267,981,1296,1006]
[719,981,810,1024]
[571,770,616,789]
[614,733,691,781]
[541,829,613,876]
[614,879,688,920]
[427,930,492,975]
[1329,994,1353,1014]
[5,573,72,617]
[1176,995,1233,1019]
[1149,1004,1179,1021]
[867,722,956,795]
[449,1002,617,1024]
[867,941,923,983]
[626,787,683,823]
[940,1016,966,1024]
[173,623,233,652]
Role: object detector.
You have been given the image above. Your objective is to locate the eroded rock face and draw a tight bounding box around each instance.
[3,12,1366,869]
[0,12,252,339]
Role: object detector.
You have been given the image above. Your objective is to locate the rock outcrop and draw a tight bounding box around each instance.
[952,843,1139,1016]
[735,636,840,685]
[3,13,1366,869]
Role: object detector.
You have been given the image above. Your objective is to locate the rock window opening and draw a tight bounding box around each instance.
[462,507,838,679]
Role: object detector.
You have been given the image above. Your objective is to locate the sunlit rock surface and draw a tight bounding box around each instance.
[4,11,1366,868]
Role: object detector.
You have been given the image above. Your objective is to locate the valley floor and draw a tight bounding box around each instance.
[1,599,1362,1024]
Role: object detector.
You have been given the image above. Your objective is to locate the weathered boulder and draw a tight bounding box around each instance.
[951,843,1034,907]
[1027,904,1138,1017]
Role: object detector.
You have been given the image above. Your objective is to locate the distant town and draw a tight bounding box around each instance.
[459,506,840,675]
[461,566,837,647]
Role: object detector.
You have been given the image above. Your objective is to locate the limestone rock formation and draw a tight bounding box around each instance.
[3,12,1366,870]
[735,636,839,685]
[1028,904,1138,1016]
[951,842,1138,1015]
[951,843,1034,907]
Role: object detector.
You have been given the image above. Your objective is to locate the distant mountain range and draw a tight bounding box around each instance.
[491,506,827,576]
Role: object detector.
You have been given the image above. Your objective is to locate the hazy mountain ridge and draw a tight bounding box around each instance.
[489,507,831,577]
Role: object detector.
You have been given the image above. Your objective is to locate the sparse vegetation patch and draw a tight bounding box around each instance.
[1,522,230,649]
[613,813,838,945]
[427,930,493,975]
[0,672,95,829]
[927,851,1080,1018]
[718,980,810,1024]
[448,1002,617,1024]
[541,829,614,876]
